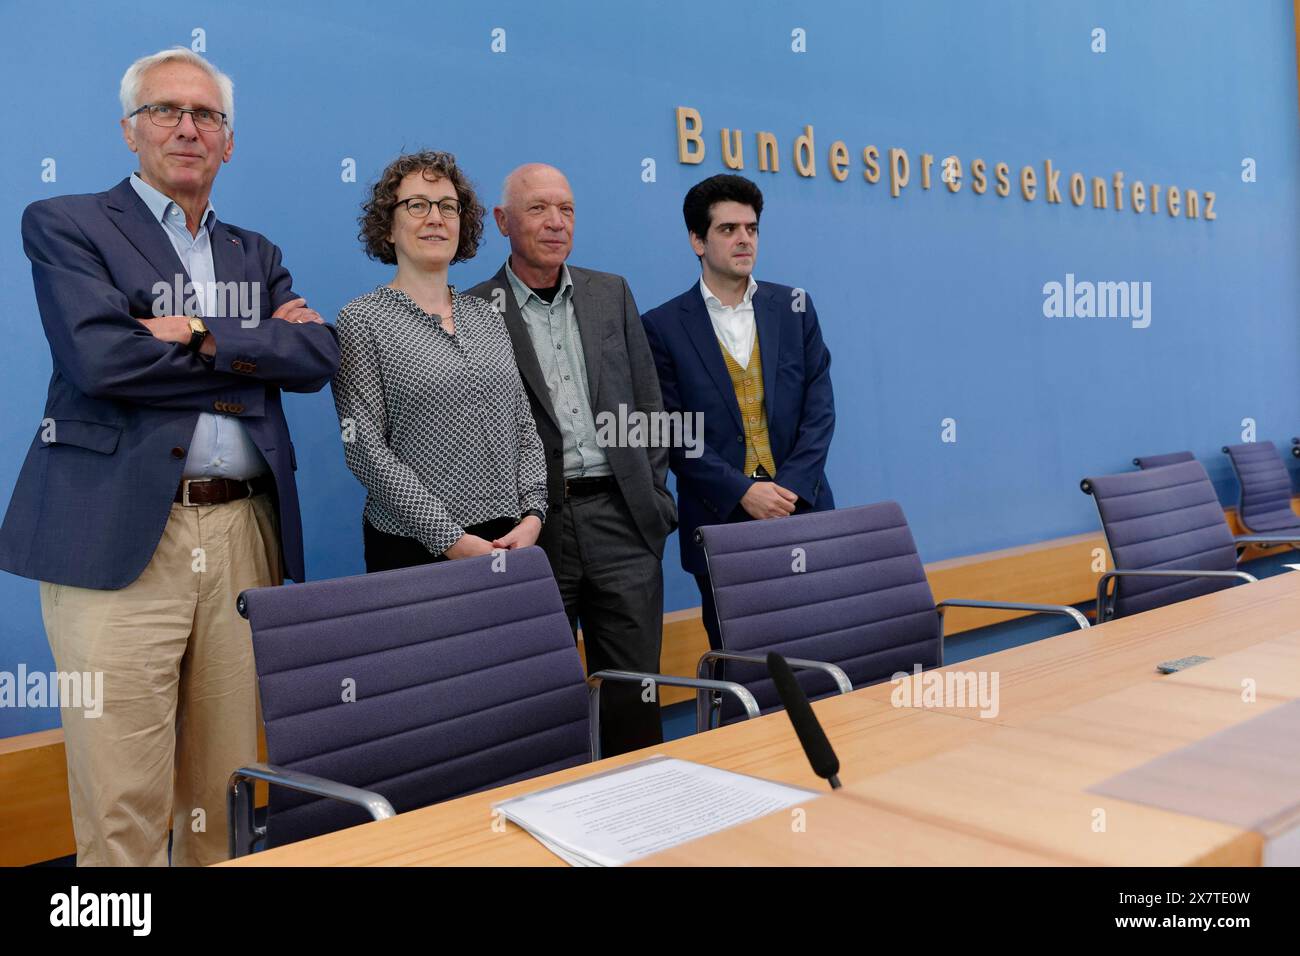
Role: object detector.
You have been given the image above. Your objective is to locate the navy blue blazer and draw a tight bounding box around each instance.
[0,178,339,589]
[641,280,835,576]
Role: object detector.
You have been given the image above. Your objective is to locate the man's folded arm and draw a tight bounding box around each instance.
[209,238,339,393]
[23,200,261,407]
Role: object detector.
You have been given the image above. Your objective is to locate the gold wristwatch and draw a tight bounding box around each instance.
[186,317,209,352]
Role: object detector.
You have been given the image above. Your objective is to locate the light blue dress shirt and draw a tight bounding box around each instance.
[130,173,267,479]
[505,261,611,478]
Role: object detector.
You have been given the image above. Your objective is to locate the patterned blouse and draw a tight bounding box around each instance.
[332,285,547,556]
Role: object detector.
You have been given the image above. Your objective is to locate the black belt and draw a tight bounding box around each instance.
[564,476,615,498]
[175,475,273,506]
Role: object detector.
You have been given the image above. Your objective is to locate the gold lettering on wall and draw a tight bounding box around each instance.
[794,125,816,177]
[889,147,910,197]
[862,145,880,183]
[994,162,1010,197]
[757,132,779,172]
[1020,165,1037,201]
[1043,160,1062,203]
[721,129,744,170]
[945,156,963,193]
[672,106,1219,221]
[1091,177,1107,208]
[829,140,850,182]
[676,107,704,164]
[1069,172,1085,206]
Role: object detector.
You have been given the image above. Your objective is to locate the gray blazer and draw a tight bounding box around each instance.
[466,264,677,563]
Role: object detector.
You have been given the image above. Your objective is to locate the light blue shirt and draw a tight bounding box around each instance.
[505,260,611,478]
[130,173,267,480]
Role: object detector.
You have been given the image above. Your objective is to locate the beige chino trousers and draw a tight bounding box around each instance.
[40,493,281,866]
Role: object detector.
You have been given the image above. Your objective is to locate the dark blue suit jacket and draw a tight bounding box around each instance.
[0,177,339,589]
[642,280,835,576]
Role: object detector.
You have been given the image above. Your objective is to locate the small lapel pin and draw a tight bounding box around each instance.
[229,237,240,245]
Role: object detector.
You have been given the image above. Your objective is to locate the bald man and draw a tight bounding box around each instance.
[467,165,676,757]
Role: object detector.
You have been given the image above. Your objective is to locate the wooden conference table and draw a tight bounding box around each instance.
[223,571,1300,867]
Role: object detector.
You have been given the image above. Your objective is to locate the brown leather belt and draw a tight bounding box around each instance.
[175,474,273,506]
[564,476,615,498]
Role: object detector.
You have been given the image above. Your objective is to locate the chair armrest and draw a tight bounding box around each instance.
[1234,534,1300,545]
[936,599,1090,631]
[695,650,853,694]
[585,670,761,760]
[226,762,396,859]
[1095,568,1257,623]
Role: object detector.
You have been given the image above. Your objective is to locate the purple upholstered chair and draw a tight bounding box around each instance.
[1133,451,1195,470]
[226,546,757,858]
[1221,442,1300,542]
[1081,459,1269,622]
[694,502,1088,726]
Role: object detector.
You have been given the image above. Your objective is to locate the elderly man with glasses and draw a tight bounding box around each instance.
[467,165,678,758]
[0,47,339,866]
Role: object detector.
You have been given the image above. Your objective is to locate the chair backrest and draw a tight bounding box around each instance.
[1081,459,1238,618]
[238,546,589,849]
[1222,441,1299,533]
[696,502,941,720]
[1133,451,1195,470]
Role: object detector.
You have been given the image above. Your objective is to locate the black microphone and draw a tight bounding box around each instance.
[766,652,841,789]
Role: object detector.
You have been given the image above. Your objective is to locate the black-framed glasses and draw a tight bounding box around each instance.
[129,103,227,132]
[394,197,462,220]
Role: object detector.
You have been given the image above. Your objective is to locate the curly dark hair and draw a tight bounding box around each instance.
[358,150,485,265]
[683,173,764,242]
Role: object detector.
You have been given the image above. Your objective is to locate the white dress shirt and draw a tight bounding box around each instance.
[700,274,759,369]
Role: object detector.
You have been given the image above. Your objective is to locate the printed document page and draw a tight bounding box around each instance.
[494,756,818,866]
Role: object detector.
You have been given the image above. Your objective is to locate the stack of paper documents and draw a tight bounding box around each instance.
[493,756,818,866]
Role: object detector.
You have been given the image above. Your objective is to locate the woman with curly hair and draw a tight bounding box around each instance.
[332,150,547,570]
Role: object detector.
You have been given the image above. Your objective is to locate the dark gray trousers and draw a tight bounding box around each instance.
[555,490,665,756]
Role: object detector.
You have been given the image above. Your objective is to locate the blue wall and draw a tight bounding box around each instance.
[2,0,1298,735]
